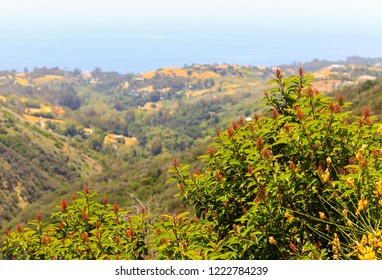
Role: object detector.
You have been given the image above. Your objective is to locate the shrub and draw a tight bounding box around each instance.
[169,68,382,259]
[3,69,382,259]
[2,187,151,260]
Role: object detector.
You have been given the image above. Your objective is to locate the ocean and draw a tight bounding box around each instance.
[0,24,381,74]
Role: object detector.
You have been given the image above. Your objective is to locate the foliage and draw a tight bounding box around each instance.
[0,108,99,228]
[169,68,382,259]
[2,188,150,259]
[3,69,382,260]
[331,78,382,120]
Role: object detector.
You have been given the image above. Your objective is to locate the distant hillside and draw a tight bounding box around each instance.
[330,78,382,119]
[0,107,101,228]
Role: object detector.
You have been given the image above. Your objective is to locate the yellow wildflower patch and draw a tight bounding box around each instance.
[356,195,368,215]
[269,236,277,245]
[322,169,330,183]
[319,212,326,220]
[374,180,382,197]
[284,212,294,223]
[326,157,332,166]
[358,247,377,260]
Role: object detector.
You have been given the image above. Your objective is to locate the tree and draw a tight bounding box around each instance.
[91,67,102,79]
[59,87,81,110]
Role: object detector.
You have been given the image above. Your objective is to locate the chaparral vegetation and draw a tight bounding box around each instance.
[3,69,382,259]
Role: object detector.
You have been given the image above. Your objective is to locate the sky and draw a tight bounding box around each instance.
[0,0,379,28]
[0,0,381,72]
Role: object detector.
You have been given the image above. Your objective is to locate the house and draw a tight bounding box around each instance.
[329,64,346,71]
[357,75,376,83]
[81,72,92,80]
[15,72,28,79]
[340,81,356,88]
[83,128,94,136]
[314,74,326,80]
[103,134,137,148]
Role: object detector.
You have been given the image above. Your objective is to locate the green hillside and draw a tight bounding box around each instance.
[331,78,382,119]
[0,107,101,227]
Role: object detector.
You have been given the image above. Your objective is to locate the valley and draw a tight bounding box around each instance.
[0,56,382,233]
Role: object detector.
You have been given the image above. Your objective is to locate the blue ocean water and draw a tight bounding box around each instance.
[0,25,381,73]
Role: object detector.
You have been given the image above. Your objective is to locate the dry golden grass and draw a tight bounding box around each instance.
[0,95,6,102]
[23,114,64,125]
[33,75,64,85]
[142,102,163,111]
[141,67,221,80]
[222,83,241,90]
[160,68,189,77]
[16,77,30,87]
[221,90,237,95]
[312,79,342,92]
[25,108,43,115]
[188,89,210,97]
[141,71,157,79]
[15,183,28,209]
[24,104,65,116]
[248,82,260,87]
[193,71,220,79]
[138,85,154,93]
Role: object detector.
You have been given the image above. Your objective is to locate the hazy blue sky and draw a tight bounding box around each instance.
[0,0,381,72]
[1,0,380,29]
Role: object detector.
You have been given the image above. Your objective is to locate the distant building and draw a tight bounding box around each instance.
[15,72,28,79]
[329,64,346,71]
[83,128,94,136]
[81,72,92,80]
[103,134,137,148]
[214,64,229,70]
[357,75,376,83]
[314,74,326,80]
[341,81,356,88]
[104,134,125,147]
